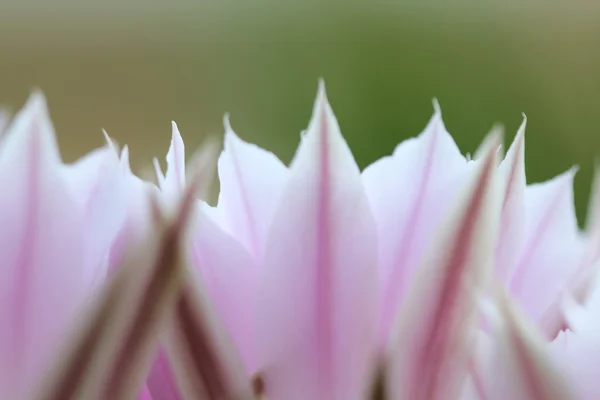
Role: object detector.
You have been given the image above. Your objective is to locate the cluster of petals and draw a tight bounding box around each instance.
[0,82,599,400]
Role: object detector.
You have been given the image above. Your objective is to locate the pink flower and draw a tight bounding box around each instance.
[8,82,599,400]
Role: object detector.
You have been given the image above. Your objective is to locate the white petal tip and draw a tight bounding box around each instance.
[475,125,504,160]
[223,113,233,133]
[515,115,527,139]
[171,121,182,137]
[102,129,117,150]
[28,89,47,107]
[567,165,580,177]
[316,78,329,107]
[432,98,442,115]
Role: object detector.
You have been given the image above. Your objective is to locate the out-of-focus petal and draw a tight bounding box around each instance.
[62,146,128,286]
[480,288,576,400]
[163,279,253,400]
[0,108,11,138]
[495,116,526,281]
[162,122,186,201]
[387,132,501,400]
[30,161,206,400]
[138,384,154,400]
[215,116,288,260]
[256,82,378,400]
[144,139,221,400]
[362,101,471,343]
[543,269,600,399]
[192,203,259,373]
[0,93,86,398]
[509,168,584,322]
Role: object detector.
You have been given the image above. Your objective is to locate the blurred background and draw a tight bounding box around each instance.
[0,1,599,221]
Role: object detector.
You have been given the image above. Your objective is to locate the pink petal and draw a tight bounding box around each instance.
[361,101,471,343]
[566,165,600,304]
[33,153,212,400]
[146,350,182,400]
[215,116,288,260]
[495,116,526,281]
[509,168,585,322]
[481,288,576,400]
[163,281,253,400]
[386,132,501,400]
[0,93,86,397]
[256,81,378,400]
[162,121,186,202]
[62,146,128,286]
[138,384,154,400]
[549,276,600,399]
[192,203,259,372]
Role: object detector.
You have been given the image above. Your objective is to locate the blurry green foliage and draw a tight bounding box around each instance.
[1,4,599,221]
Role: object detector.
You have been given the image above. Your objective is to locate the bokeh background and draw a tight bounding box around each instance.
[1,2,599,221]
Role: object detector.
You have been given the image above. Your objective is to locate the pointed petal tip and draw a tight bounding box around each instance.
[102,129,111,144]
[171,121,182,138]
[317,77,326,94]
[513,113,527,147]
[101,129,120,153]
[564,164,580,180]
[315,78,329,109]
[520,112,528,123]
[222,113,238,147]
[476,125,504,161]
[432,98,442,115]
[28,89,47,107]
[223,113,232,132]
[21,90,49,122]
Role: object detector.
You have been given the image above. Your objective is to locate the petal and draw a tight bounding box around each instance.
[495,116,526,281]
[192,203,259,372]
[0,107,10,138]
[568,165,600,303]
[548,276,600,399]
[138,384,154,400]
[361,101,470,343]
[146,350,182,400]
[32,161,206,400]
[215,116,288,260]
[162,280,253,400]
[583,164,600,265]
[62,146,128,286]
[509,168,585,321]
[162,121,186,202]
[386,132,501,400]
[0,93,86,397]
[481,288,576,400]
[256,82,378,400]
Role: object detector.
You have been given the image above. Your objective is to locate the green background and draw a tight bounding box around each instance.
[0,3,599,222]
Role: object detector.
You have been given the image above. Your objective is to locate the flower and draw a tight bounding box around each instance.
[6,81,599,400]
